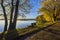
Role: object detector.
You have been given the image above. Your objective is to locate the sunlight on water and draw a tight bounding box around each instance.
[0,20,5,32]
[16,21,36,28]
[0,20,35,32]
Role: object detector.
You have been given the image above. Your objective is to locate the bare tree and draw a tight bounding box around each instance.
[8,0,14,30]
[1,0,8,32]
[8,0,32,30]
[0,0,32,31]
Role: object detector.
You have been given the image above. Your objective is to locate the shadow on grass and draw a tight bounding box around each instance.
[0,32,5,40]
[14,23,56,40]
[5,29,19,40]
[44,28,60,35]
[0,23,56,40]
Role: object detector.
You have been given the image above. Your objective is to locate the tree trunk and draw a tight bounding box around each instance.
[8,0,14,30]
[1,0,8,32]
[53,15,56,21]
[10,0,19,30]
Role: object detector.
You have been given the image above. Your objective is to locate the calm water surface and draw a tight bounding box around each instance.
[0,20,35,32]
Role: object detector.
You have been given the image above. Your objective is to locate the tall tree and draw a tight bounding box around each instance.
[12,0,19,29]
[8,0,14,30]
[8,0,32,30]
[8,0,19,30]
[1,0,8,32]
[0,0,32,31]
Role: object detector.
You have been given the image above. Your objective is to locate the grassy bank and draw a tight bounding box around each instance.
[0,21,58,40]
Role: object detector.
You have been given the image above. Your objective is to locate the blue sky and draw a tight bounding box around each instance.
[0,0,42,19]
[26,0,42,18]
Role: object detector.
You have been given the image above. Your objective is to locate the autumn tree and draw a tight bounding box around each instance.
[39,0,60,22]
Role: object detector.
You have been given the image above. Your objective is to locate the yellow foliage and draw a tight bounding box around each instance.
[36,15,44,27]
[36,13,53,27]
[43,13,52,21]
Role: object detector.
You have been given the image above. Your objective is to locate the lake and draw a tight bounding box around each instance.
[0,20,36,32]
